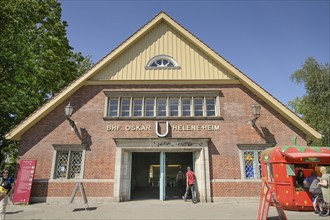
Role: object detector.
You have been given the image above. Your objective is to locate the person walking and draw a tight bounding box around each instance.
[182,166,197,204]
[176,169,185,196]
[317,166,330,204]
[0,169,15,220]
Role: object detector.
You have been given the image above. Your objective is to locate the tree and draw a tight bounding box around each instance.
[0,0,93,169]
[289,57,330,146]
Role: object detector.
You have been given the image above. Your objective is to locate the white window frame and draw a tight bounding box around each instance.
[146,55,180,69]
[120,97,131,117]
[193,97,204,116]
[156,97,167,117]
[169,98,179,117]
[181,97,192,117]
[133,98,143,117]
[107,97,119,117]
[206,97,216,116]
[145,97,155,117]
[104,92,221,119]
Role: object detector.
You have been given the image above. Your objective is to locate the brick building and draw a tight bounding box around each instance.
[5,12,321,203]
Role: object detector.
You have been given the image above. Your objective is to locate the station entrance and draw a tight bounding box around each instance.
[113,138,211,202]
[130,152,193,200]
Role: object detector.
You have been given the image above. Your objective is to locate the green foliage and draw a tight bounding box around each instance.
[289,57,330,146]
[0,0,93,166]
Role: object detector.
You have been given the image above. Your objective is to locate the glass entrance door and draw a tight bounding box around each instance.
[130,152,193,201]
[165,152,194,200]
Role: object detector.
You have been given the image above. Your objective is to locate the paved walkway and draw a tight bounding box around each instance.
[5,199,321,220]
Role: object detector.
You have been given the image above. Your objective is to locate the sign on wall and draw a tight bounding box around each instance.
[12,159,37,204]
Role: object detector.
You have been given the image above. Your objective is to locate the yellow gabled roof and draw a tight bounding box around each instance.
[5,12,322,141]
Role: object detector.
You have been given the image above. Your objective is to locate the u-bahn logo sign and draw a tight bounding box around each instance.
[155,121,169,137]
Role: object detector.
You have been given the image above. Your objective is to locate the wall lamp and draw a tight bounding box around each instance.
[64,103,76,128]
[250,103,261,127]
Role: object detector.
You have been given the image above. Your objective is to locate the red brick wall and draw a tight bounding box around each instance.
[211,182,261,197]
[19,84,307,199]
[31,182,113,197]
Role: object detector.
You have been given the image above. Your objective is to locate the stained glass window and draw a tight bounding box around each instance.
[242,150,263,179]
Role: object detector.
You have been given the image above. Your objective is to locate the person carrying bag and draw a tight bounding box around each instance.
[0,169,15,220]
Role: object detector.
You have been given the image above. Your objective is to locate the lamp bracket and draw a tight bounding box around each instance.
[67,117,76,128]
[250,115,260,127]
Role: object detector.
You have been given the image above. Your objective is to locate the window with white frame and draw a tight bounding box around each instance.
[242,150,263,179]
[182,98,191,116]
[108,98,119,116]
[194,98,204,116]
[146,55,179,69]
[133,98,143,117]
[54,149,84,179]
[120,98,130,117]
[206,98,216,116]
[170,98,179,116]
[157,98,167,117]
[105,93,219,118]
[145,98,155,117]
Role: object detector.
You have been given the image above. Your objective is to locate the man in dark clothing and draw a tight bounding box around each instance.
[310,178,322,196]
[176,170,185,196]
[182,166,197,204]
[305,171,318,189]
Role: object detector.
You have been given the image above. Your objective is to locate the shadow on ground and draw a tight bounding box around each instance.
[72,207,97,212]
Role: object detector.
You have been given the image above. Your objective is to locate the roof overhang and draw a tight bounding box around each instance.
[5,12,322,141]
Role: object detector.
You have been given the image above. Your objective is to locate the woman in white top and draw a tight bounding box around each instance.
[317,166,330,203]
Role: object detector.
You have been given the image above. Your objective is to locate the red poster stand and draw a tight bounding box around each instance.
[12,160,37,205]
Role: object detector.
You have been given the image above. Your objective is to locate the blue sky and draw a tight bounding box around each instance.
[59,0,329,107]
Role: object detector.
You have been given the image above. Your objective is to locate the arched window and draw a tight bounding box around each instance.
[146,55,179,69]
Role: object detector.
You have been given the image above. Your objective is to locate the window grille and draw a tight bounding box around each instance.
[70,151,83,179]
[150,59,174,67]
[55,150,82,179]
[242,150,263,179]
[56,151,69,179]
[146,55,179,69]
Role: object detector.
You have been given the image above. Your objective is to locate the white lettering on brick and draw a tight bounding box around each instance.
[106,125,121,131]
[107,124,220,132]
